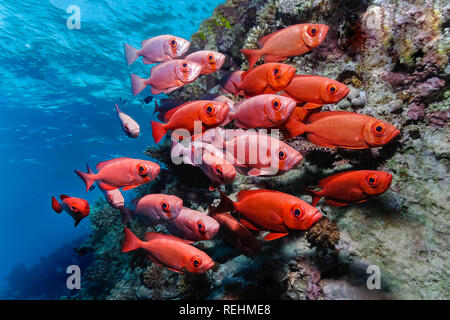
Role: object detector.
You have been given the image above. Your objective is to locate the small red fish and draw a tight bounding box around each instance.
[124,35,190,66]
[74,158,160,192]
[51,195,90,227]
[215,190,322,241]
[211,212,262,257]
[151,100,229,144]
[115,104,140,138]
[282,75,350,107]
[224,94,297,129]
[165,207,220,242]
[130,59,202,95]
[122,227,215,274]
[231,63,296,97]
[185,50,225,74]
[119,193,183,225]
[241,24,329,68]
[287,111,401,148]
[308,170,393,207]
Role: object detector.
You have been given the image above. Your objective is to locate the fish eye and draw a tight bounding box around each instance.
[124,126,129,132]
[160,201,170,212]
[278,149,287,160]
[216,165,223,177]
[197,221,206,233]
[207,54,215,64]
[272,66,281,79]
[291,206,304,219]
[204,103,215,116]
[272,98,281,110]
[371,122,386,136]
[327,84,338,95]
[180,62,189,72]
[108,195,113,202]
[71,204,78,212]
[191,256,202,269]
[170,39,177,48]
[308,26,318,37]
[136,163,148,176]
[366,173,380,187]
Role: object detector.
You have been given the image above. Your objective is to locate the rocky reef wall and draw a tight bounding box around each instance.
[70,0,449,300]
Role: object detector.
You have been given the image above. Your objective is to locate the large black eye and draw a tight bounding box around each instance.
[376,126,383,133]
[71,205,77,211]
[216,166,223,177]
[294,209,301,217]
[197,222,205,233]
[161,201,170,212]
[182,63,187,68]
[330,86,336,93]
[279,150,287,160]
[193,259,199,268]
[311,28,317,35]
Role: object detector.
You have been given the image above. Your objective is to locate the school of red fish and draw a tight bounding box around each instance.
[52,24,400,274]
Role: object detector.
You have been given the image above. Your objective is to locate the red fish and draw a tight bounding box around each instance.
[115,104,140,138]
[215,190,322,241]
[224,94,297,129]
[308,170,393,207]
[215,131,303,176]
[119,193,183,225]
[124,35,190,66]
[122,228,215,274]
[74,158,160,192]
[165,207,220,242]
[211,212,262,257]
[130,59,202,95]
[185,50,226,74]
[151,100,229,144]
[241,24,329,68]
[282,75,350,108]
[287,111,401,148]
[51,195,90,227]
[231,63,296,97]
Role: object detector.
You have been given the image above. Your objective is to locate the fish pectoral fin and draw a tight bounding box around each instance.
[122,184,141,191]
[325,199,350,207]
[307,134,338,149]
[239,218,260,231]
[264,232,288,241]
[247,168,275,176]
[303,103,323,111]
[167,267,183,273]
[97,181,117,191]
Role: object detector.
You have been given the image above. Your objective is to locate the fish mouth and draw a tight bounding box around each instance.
[291,154,304,169]
[385,172,393,187]
[216,54,226,69]
[218,103,230,122]
[319,25,330,40]
[342,86,350,99]
[389,129,401,142]
[206,260,215,270]
[310,210,323,227]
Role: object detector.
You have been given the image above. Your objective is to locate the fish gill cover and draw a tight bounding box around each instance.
[1,0,449,300]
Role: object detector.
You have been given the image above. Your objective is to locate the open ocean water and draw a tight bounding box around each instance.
[0,0,224,298]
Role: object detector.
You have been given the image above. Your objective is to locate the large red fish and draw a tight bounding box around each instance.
[51,195,90,227]
[151,100,229,144]
[308,170,393,207]
[185,50,225,74]
[231,63,296,97]
[165,207,220,242]
[124,35,190,66]
[223,94,297,129]
[241,24,329,69]
[215,190,322,241]
[211,212,261,257]
[74,158,160,192]
[287,111,400,148]
[130,59,201,95]
[119,193,183,225]
[282,75,350,108]
[214,131,303,177]
[122,228,215,274]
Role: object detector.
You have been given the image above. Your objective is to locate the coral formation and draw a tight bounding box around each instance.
[71,0,449,300]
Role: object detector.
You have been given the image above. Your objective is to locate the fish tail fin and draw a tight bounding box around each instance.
[115,104,121,114]
[240,49,261,69]
[307,189,322,207]
[122,227,143,253]
[124,43,139,66]
[283,119,308,139]
[51,196,63,213]
[119,206,135,224]
[151,121,167,144]
[230,80,244,97]
[74,169,96,192]
[214,190,235,214]
[130,73,148,96]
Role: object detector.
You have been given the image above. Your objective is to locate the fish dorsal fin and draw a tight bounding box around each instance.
[237,189,279,202]
[258,28,286,47]
[163,104,186,122]
[318,171,352,189]
[264,232,288,241]
[241,69,251,80]
[307,111,359,123]
[59,194,70,200]
[96,158,129,171]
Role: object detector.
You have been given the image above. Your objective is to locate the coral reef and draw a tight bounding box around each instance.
[72,0,449,300]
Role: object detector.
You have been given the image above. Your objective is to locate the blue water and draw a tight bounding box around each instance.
[0,0,224,297]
